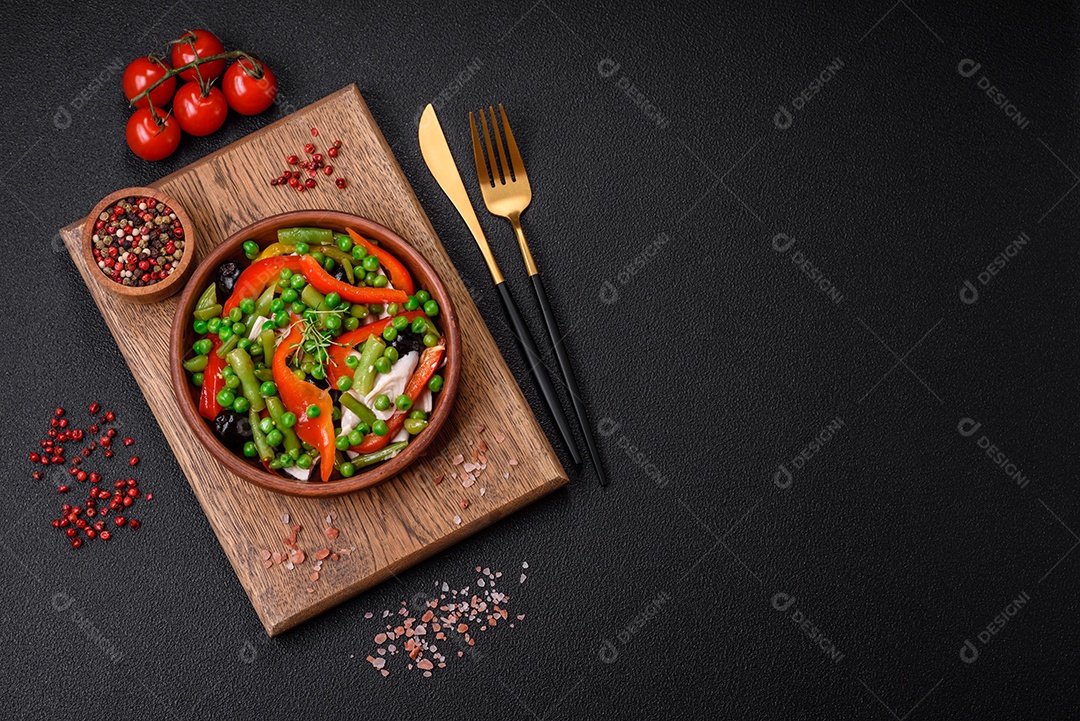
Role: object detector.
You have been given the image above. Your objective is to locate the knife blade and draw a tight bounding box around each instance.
[417,104,581,464]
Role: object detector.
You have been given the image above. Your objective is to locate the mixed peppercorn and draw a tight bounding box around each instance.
[91,196,184,287]
[183,226,446,482]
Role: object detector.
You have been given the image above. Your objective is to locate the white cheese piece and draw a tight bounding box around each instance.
[282,461,313,481]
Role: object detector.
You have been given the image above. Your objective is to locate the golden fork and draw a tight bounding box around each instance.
[469,105,608,487]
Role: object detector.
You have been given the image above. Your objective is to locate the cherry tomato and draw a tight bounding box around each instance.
[125,109,181,161]
[171,29,227,82]
[123,57,176,109]
[172,82,228,136]
[222,59,278,115]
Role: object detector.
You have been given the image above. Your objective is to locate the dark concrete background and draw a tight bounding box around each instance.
[1,1,1077,718]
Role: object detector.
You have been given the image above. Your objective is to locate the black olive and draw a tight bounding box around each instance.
[216,260,242,297]
[330,264,349,283]
[212,410,252,453]
[390,331,424,357]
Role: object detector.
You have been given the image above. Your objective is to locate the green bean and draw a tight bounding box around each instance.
[411,316,439,336]
[277,227,334,245]
[317,246,356,283]
[226,348,266,412]
[215,334,239,358]
[352,441,408,468]
[253,368,274,383]
[193,303,223,321]
[182,355,209,372]
[301,285,326,310]
[265,396,301,455]
[255,284,276,318]
[339,393,377,427]
[353,335,386,395]
[260,329,277,363]
[249,409,274,462]
[195,283,217,311]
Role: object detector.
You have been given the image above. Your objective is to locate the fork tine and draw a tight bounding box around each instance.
[498,104,526,181]
[469,111,493,188]
[488,105,513,183]
[478,109,503,184]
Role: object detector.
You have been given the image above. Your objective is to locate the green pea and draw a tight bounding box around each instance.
[295,241,310,255]
[404,296,420,311]
[254,418,271,436]
[345,355,360,370]
[280,288,297,303]
[239,297,256,314]
[280,268,293,281]
[243,441,257,457]
[365,271,378,286]
[193,319,208,334]
[411,317,428,334]
[266,429,283,447]
[310,365,326,380]
[415,290,431,303]
[268,457,282,469]
[336,435,350,451]
[404,418,429,435]
[232,321,247,336]
[290,301,307,315]
[238,338,252,352]
[192,338,213,355]
[356,423,370,437]
[243,240,260,259]
[382,326,398,342]
[280,412,297,429]
[423,333,439,347]
[324,257,335,272]
[311,251,325,265]
[386,303,400,316]
[232,396,250,413]
[337,376,352,391]
[261,321,275,333]
[259,381,277,397]
[428,374,444,392]
[384,346,399,364]
[374,357,392,374]
[374,394,391,411]
[290,274,306,290]
[423,300,439,317]
[362,255,380,272]
[325,315,342,332]
[221,366,235,378]
[350,304,369,319]
[229,307,243,323]
[351,245,368,261]
[270,298,285,313]
[218,326,234,342]
[347,429,365,446]
[324,291,341,309]
[391,316,409,331]
[372,420,389,436]
[274,311,290,328]
[306,404,321,418]
[206,317,222,334]
[344,317,360,331]
[409,410,428,420]
[337,235,353,253]
[191,372,204,386]
[395,394,413,411]
[225,375,241,391]
[340,462,356,477]
[369,304,384,315]
[217,389,236,406]
[303,311,318,327]
[296,453,313,469]
[293,368,306,381]
[372,275,389,288]
[248,342,262,357]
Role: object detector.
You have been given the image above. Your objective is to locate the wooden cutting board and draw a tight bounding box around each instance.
[58,85,567,636]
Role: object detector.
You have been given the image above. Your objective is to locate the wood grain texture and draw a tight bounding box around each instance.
[58,85,567,636]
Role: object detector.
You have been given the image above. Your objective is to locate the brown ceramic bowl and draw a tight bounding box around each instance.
[169,210,460,497]
[82,187,195,303]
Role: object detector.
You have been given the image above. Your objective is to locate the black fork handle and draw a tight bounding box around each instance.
[530,274,608,487]
[495,281,581,463]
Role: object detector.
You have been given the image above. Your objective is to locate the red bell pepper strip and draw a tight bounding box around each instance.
[223,256,302,315]
[298,254,408,305]
[324,311,427,388]
[346,228,416,296]
[198,336,226,420]
[272,320,336,482]
[350,339,445,454]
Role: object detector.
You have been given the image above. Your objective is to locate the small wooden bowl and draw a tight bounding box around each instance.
[81,187,196,303]
[169,210,460,497]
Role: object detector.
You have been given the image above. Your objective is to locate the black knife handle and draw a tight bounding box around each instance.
[530,274,608,486]
[495,280,581,463]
